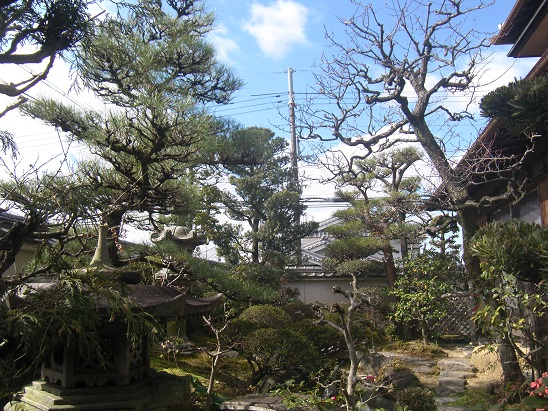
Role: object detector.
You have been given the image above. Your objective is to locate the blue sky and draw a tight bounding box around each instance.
[201,0,540,215]
[0,0,542,227]
[207,0,536,131]
[1,0,538,162]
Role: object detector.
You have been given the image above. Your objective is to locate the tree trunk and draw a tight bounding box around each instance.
[518,280,545,379]
[0,214,42,276]
[341,301,360,411]
[421,318,429,344]
[381,244,397,287]
[496,332,525,385]
[206,355,220,411]
[251,216,260,264]
[103,208,125,267]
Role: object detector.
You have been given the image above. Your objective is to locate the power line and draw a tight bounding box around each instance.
[214,99,284,113]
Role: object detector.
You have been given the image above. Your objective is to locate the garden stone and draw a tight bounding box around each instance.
[437,377,467,395]
[470,345,503,375]
[412,365,437,374]
[256,370,302,393]
[323,381,338,399]
[435,354,477,397]
[437,359,475,373]
[366,393,396,411]
[439,370,475,380]
[360,352,391,375]
[382,370,422,389]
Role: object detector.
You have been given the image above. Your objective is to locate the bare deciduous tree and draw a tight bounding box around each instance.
[313,283,381,411]
[302,0,528,384]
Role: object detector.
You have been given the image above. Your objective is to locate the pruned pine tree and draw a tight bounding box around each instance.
[327,147,424,286]
[0,0,91,153]
[205,127,318,268]
[480,76,548,138]
[22,0,242,265]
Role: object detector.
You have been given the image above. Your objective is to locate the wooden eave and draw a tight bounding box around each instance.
[493,0,548,57]
[452,46,548,198]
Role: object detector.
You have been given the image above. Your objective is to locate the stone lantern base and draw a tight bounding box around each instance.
[4,372,191,411]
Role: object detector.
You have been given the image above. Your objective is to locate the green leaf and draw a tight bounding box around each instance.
[522,395,548,408]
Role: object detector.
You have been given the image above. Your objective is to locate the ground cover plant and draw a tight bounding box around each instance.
[152,342,252,405]
[150,316,538,411]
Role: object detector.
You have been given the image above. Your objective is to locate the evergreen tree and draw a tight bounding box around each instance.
[22,0,241,264]
[326,147,424,286]
[204,127,318,268]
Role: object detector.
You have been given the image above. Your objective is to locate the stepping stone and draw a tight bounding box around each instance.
[439,370,475,380]
[437,377,467,395]
[437,359,476,373]
[413,365,436,374]
[438,377,467,388]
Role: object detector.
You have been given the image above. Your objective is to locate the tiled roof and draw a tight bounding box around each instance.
[0,211,43,244]
[286,266,386,278]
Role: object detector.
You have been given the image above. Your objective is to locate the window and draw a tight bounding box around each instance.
[489,189,541,224]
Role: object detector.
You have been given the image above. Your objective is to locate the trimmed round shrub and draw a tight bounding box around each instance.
[395,386,437,411]
[242,328,319,383]
[281,302,316,321]
[238,305,291,328]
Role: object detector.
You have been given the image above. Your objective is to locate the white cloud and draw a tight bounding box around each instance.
[209,24,240,64]
[474,47,538,95]
[0,57,105,179]
[244,0,310,59]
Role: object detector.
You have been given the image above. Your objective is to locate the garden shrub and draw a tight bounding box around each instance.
[224,305,292,344]
[296,320,346,357]
[241,328,318,385]
[238,305,291,328]
[280,301,316,321]
[394,386,437,411]
[224,304,332,387]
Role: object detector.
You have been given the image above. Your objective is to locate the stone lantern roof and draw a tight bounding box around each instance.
[6,224,223,320]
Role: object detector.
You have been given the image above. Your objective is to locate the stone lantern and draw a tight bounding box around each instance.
[4,225,222,411]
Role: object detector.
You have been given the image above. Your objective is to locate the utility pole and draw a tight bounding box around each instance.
[287,67,299,192]
[287,67,302,264]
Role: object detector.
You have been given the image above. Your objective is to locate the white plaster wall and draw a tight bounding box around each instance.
[285,277,387,305]
[2,244,35,278]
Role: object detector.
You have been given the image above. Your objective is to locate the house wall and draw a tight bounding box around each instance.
[2,243,36,278]
[285,276,387,305]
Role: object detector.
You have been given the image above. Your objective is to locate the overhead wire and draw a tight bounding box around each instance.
[2,62,496,157]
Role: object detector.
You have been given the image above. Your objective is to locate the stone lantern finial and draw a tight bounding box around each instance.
[89,224,114,269]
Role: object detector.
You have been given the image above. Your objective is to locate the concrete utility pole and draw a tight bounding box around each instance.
[287,68,302,264]
[287,67,299,192]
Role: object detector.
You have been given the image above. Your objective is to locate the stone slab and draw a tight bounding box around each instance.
[439,370,475,380]
[437,359,476,372]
